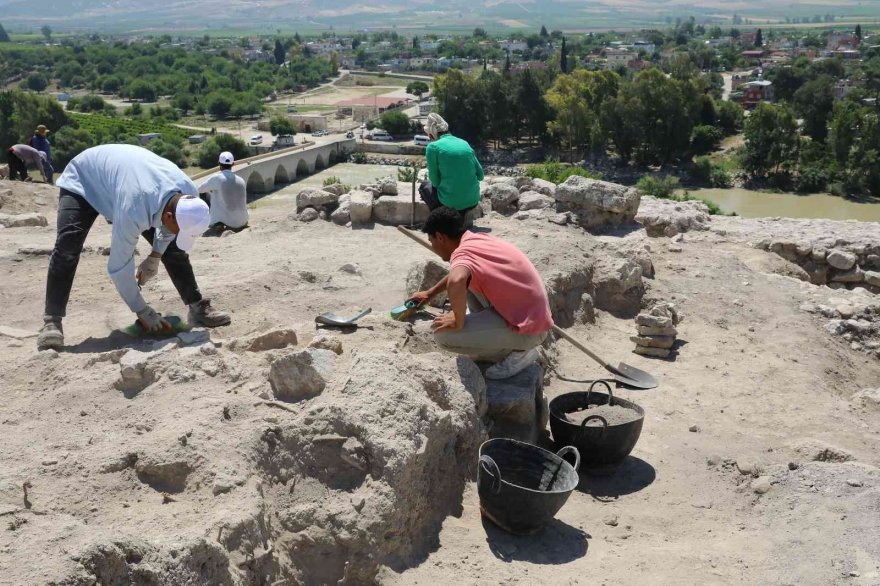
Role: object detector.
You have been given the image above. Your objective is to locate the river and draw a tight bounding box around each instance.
[689,187,880,222]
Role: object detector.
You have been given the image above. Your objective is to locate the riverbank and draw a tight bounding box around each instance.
[688,187,880,222]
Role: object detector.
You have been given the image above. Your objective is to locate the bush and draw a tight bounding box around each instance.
[269,115,295,136]
[323,176,341,186]
[691,156,732,187]
[25,72,48,92]
[717,100,745,135]
[691,125,723,155]
[636,175,680,198]
[53,126,96,168]
[197,134,251,168]
[147,139,187,168]
[350,151,368,164]
[794,164,829,194]
[709,167,732,188]
[526,159,601,184]
[379,110,411,135]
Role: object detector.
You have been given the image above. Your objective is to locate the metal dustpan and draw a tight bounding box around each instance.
[315,307,372,327]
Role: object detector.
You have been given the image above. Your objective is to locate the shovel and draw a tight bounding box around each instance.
[315,307,372,327]
[396,225,659,390]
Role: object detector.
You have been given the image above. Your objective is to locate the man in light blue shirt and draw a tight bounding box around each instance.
[38,144,232,350]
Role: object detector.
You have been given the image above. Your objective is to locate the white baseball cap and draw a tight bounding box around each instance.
[218,151,234,165]
[174,196,211,252]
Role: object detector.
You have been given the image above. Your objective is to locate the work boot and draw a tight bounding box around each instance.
[36,317,64,350]
[188,299,231,327]
[484,348,540,380]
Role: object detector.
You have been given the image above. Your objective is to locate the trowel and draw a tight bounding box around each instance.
[315,307,372,327]
[120,315,189,338]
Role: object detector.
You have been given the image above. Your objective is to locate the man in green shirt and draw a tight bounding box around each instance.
[421,113,484,218]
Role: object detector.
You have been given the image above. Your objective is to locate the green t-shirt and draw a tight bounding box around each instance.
[425,134,484,210]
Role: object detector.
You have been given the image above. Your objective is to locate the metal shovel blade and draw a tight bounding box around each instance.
[607,361,659,390]
[315,307,372,327]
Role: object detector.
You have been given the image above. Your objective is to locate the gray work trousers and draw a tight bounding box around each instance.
[433,291,548,362]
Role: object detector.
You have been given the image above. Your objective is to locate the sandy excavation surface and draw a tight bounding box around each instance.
[0,173,879,585]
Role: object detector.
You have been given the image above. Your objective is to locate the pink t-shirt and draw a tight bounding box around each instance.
[450,231,554,335]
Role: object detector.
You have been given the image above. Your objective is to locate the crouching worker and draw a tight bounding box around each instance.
[37,144,232,350]
[7,144,51,183]
[410,207,553,379]
[196,151,249,237]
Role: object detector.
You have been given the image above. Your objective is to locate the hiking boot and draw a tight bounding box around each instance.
[188,299,231,327]
[37,318,63,350]
[484,348,540,380]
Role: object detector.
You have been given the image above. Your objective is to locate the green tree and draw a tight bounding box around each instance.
[205,91,233,118]
[516,67,552,144]
[755,28,763,48]
[560,37,568,73]
[546,71,594,161]
[40,25,52,41]
[856,24,863,43]
[742,102,799,177]
[793,75,835,141]
[433,68,487,144]
[379,110,411,135]
[52,127,95,168]
[540,25,549,38]
[0,23,9,43]
[691,125,723,154]
[147,139,187,168]
[473,28,488,39]
[274,39,286,65]
[269,115,295,135]
[197,134,251,168]
[172,93,194,116]
[0,90,70,150]
[716,100,744,134]
[406,81,429,99]
[25,72,48,92]
[829,101,861,168]
[127,80,157,102]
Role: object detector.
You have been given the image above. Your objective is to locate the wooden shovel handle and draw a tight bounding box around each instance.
[397,225,434,252]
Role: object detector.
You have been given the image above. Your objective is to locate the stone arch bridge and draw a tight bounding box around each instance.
[192,137,356,198]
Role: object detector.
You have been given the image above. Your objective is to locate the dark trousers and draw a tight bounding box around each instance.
[418,180,441,211]
[44,189,203,319]
[7,150,28,181]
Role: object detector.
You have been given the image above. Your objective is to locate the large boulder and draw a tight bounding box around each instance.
[349,189,373,224]
[592,257,645,317]
[372,194,430,225]
[268,348,337,402]
[323,183,348,196]
[554,176,640,230]
[481,183,519,214]
[518,191,556,211]
[531,178,557,197]
[331,199,351,225]
[0,212,48,228]
[636,196,711,237]
[257,351,486,585]
[405,259,450,308]
[378,176,398,195]
[296,188,339,211]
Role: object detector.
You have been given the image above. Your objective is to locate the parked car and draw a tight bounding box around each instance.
[286,105,298,113]
[249,134,263,146]
[311,130,327,137]
[370,129,393,142]
[413,134,431,146]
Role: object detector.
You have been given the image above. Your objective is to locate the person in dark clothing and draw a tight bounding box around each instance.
[30,125,53,184]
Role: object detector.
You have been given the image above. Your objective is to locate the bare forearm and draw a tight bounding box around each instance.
[446,275,468,329]
[427,275,449,298]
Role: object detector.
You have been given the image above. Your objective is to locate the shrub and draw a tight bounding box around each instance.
[379,110,411,135]
[197,134,251,168]
[269,115,295,136]
[147,139,187,168]
[709,167,732,188]
[323,176,341,186]
[350,151,367,164]
[691,125,723,155]
[526,159,601,184]
[636,175,680,198]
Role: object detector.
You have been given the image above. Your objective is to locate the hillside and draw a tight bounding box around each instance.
[2,0,880,32]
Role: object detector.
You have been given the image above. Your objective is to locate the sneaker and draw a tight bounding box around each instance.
[37,318,63,350]
[484,348,540,380]
[188,299,231,327]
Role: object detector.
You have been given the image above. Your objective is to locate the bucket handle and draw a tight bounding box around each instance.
[556,446,581,471]
[588,379,615,407]
[479,455,502,495]
[579,414,608,440]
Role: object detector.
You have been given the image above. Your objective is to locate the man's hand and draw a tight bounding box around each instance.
[408,291,432,306]
[431,312,461,333]
[136,254,161,287]
[136,306,171,333]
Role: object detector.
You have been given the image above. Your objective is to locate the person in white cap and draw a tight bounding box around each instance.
[37,144,231,350]
[196,151,249,237]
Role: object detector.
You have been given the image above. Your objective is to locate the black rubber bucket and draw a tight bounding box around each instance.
[549,380,645,471]
[477,438,580,535]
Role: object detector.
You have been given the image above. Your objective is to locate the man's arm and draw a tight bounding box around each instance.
[426,145,441,188]
[108,215,149,314]
[433,265,470,332]
[474,154,484,181]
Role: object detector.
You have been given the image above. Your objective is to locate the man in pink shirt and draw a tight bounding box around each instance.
[410,207,553,379]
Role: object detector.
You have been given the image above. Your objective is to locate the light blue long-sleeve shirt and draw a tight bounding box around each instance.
[56,144,198,314]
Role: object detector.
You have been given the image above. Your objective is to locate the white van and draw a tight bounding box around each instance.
[370,129,393,142]
[413,134,431,146]
[249,134,263,146]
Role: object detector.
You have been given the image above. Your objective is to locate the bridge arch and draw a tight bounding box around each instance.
[274,164,291,185]
[295,158,310,178]
[314,154,326,171]
[246,171,268,195]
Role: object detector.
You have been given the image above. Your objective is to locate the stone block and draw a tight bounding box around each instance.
[518,191,556,211]
[349,190,373,224]
[372,194,430,225]
[630,335,675,349]
[405,259,449,308]
[827,249,857,271]
[269,348,337,402]
[484,364,544,444]
[0,213,48,228]
[296,188,338,211]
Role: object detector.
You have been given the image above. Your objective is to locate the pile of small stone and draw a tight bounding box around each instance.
[482,165,525,177]
[631,302,681,358]
[800,300,880,358]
